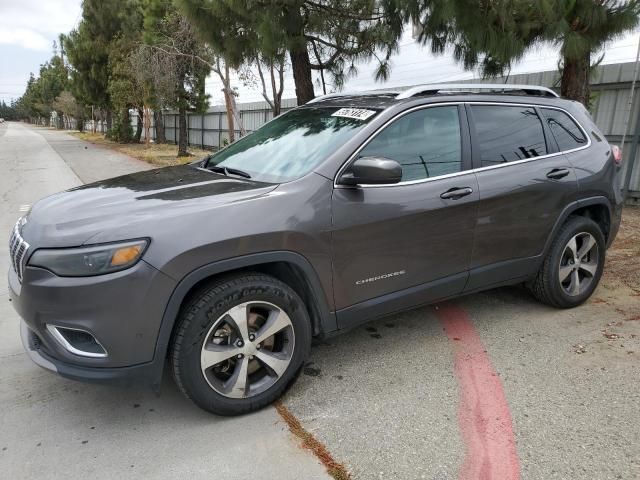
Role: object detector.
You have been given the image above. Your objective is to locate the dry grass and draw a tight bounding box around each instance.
[274,401,351,480]
[70,132,211,167]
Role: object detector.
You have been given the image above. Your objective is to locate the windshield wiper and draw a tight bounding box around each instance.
[205,165,252,179]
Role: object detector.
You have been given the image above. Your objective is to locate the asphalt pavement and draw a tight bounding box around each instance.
[0,122,329,480]
[1,122,639,480]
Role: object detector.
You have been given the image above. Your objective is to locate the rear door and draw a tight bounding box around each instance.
[465,103,579,291]
[331,104,479,328]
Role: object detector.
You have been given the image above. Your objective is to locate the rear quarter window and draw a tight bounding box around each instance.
[540,108,588,151]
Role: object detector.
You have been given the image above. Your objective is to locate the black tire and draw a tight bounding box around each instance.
[528,215,606,308]
[170,272,312,415]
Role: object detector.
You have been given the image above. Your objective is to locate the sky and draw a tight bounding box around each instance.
[1,0,640,105]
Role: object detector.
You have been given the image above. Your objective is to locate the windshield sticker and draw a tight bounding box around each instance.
[331,108,376,121]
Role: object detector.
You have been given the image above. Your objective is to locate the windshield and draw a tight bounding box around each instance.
[205,107,379,183]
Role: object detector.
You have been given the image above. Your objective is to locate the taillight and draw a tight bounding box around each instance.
[612,145,622,166]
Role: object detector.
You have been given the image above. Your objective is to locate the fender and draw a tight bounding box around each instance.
[541,195,613,258]
[147,251,336,389]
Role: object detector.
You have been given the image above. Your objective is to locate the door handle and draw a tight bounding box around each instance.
[546,168,570,180]
[440,187,473,200]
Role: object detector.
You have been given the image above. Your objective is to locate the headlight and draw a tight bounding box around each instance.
[28,239,149,277]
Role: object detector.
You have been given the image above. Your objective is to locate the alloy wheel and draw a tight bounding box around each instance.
[200,301,295,399]
[558,232,599,297]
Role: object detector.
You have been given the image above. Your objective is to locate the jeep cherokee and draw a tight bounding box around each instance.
[9,84,624,415]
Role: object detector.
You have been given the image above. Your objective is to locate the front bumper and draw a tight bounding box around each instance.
[20,320,161,385]
[9,259,176,382]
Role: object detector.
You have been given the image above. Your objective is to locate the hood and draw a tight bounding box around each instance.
[21,164,277,247]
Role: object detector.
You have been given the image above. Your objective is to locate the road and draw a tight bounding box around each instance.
[0,122,329,480]
[1,122,639,480]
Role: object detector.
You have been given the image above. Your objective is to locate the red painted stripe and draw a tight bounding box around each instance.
[434,303,520,480]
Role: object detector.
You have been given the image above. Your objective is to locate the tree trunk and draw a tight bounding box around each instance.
[105,109,112,134]
[289,46,315,105]
[221,61,236,144]
[119,107,132,143]
[154,110,166,144]
[178,104,188,156]
[560,51,591,107]
[135,107,143,143]
[223,89,235,144]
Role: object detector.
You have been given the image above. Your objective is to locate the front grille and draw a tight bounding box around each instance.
[9,219,30,281]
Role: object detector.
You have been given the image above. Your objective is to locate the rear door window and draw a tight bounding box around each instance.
[358,106,462,182]
[471,105,548,167]
[540,108,588,151]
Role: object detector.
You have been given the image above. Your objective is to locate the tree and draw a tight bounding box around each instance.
[142,0,211,155]
[64,0,142,132]
[544,0,640,104]
[176,0,405,105]
[239,53,286,116]
[53,91,86,130]
[0,100,18,120]
[109,34,147,142]
[12,54,69,126]
[408,0,640,106]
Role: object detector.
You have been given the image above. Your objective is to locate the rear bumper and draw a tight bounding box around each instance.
[607,202,623,248]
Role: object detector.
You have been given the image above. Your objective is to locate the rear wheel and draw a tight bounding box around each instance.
[171,273,311,415]
[528,216,605,308]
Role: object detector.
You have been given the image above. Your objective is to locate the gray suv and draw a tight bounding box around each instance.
[9,84,623,415]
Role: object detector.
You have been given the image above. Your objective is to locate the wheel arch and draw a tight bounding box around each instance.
[149,251,336,387]
[543,196,613,258]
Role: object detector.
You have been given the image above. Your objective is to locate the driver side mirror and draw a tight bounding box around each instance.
[339,157,402,186]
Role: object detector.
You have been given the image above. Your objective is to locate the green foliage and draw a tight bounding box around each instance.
[13,55,70,122]
[64,0,143,131]
[139,0,210,154]
[176,0,405,102]
[107,110,134,141]
[407,0,640,103]
[0,100,18,120]
[140,0,210,113]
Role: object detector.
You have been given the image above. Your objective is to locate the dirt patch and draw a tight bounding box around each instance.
[275,401,351,480]
[70,132,211,167]
[602,207,640,295]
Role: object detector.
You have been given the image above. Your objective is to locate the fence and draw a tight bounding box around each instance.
[75,61,640,198]
[123,98,299,150]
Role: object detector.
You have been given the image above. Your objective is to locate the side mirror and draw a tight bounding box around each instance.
[339,157,402,186]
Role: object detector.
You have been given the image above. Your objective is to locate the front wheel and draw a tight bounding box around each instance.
[171,273,311,415]
[528,216,606,308]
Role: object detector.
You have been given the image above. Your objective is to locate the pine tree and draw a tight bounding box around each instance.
[176,0,404,105]
[64,0,141,132]
[408,0,640,106]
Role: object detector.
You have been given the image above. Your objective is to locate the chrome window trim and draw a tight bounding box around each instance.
[333,101,591,189]
[46,324,108,358]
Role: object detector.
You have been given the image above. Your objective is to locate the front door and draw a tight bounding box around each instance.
[330,104,479,329]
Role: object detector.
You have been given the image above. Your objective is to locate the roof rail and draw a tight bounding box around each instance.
[306,89,401,104]
[396,83,559,99]
[306,93,349,104]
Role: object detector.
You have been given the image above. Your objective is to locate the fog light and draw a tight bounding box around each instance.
[46,325,108,358]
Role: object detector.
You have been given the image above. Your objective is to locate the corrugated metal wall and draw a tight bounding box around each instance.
[134,98,298,150]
